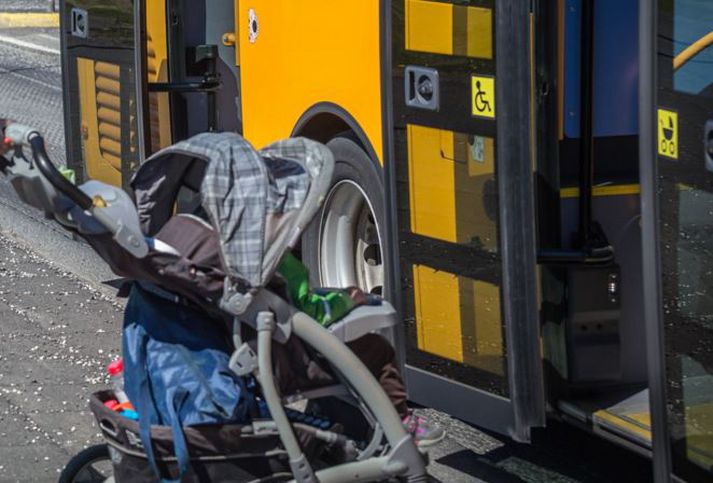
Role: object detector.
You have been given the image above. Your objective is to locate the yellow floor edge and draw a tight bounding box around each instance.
[593,409,652,442]
[0,13,59,28]
[560,183,641,199]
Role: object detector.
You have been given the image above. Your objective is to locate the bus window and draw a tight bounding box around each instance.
[671,1,713,98]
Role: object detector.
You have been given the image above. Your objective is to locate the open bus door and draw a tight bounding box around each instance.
[61,0,240,187]
[60,0,149,189]
[383,0,545,441]
[641,1,713,481]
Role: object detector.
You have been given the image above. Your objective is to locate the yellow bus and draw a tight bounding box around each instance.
[59,1,713,480]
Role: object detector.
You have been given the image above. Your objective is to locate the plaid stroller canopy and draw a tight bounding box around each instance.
[130,132,334,289]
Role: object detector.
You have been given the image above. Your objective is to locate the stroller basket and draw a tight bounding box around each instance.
[90,391,291,482]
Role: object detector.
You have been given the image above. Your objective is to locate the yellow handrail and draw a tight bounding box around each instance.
[674,31,713,71]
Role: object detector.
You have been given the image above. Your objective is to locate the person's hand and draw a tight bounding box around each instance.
[346,286,368,306]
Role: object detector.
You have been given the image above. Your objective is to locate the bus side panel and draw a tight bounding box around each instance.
[146,0,172,152]
[236,1,383,158]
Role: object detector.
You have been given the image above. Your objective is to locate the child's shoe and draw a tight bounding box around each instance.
[402,411,446,447]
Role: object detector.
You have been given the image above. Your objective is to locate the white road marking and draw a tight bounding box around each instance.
[0,33,60,55]
[0,33,62,91]
[37,32,59,43]
[3,68,62,91]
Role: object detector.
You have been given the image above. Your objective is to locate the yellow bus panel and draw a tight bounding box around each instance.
[236,1,383,158]
[407,124,498,251]
[146,0,172,152]
[413,264,504,376]
[405,0,492,59]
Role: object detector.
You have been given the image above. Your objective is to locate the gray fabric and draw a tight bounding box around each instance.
[199,133,270,287]
[129,132,333,289]
[131,151,200,236]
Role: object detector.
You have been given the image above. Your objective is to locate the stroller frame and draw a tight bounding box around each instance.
[0,125,429,483]
[234,288,427,482]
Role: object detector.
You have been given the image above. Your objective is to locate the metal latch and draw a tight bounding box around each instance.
[405,66,439,111]
[71,8,88,38]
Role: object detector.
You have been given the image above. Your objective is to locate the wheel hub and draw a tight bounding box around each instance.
[318,180,384,295]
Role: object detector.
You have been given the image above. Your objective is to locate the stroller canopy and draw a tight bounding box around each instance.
[131,132,334,289]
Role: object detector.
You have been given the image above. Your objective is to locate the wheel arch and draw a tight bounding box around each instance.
[290,102,383,178]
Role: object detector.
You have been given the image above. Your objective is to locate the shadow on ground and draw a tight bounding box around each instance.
[429,419,653,483]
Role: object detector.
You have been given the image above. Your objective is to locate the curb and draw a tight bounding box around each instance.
[0,12,59,28]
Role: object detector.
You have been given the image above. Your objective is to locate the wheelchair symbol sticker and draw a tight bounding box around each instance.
[471,75,495,119]
[658,108,678,160]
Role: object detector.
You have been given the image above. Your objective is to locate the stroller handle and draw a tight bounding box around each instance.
[30,135,93,210]
[5,124,93,210]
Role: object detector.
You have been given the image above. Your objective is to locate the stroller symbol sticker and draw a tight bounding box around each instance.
[658,108,678,159]
[472,75,495,119]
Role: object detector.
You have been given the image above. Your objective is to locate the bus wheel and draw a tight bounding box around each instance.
[303,134,385,296]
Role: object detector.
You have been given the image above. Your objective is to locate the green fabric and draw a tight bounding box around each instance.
[59,167,76,184]
[277,252,355,326]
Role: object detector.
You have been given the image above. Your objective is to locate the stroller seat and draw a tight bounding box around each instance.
[151,213,398,344]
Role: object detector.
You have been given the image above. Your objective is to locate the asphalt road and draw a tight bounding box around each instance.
[1,1,56,13]
[0,20,656,483]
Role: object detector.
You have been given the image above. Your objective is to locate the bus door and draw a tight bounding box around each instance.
[62,0,241,188]
[384,0,545,440]
[61,0,146,189]
[642,1,713,481]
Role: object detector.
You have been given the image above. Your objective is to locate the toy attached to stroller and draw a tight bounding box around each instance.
[0,125,429,482]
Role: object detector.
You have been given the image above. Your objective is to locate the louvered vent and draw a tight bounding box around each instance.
[93,61,122,171]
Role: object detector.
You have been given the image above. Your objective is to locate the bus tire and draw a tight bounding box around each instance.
[302,134,385,296]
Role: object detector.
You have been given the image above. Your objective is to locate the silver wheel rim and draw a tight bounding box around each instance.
[318,180,384,295]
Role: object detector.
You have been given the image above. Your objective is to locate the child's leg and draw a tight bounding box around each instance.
[345,333,409,417]
[346,333,446,447]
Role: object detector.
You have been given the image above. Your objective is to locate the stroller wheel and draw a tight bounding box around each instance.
[59,444,113,483]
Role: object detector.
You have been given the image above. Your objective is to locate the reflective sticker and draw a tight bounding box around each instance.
[658,108,678,160]
[248,9,259,44]
[471,136,485,163]
[471,75,495,119]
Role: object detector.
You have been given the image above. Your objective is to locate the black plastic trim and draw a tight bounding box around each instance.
[379,0,406,370]
[148,81,221,93]
[639,1,672,481]
[291,101,382,172]
[496,0,546,441]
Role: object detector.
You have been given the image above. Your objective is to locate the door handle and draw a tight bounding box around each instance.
[706,120,713,172]
[405,66,439,111]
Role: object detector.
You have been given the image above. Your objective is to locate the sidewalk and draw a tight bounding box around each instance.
[0,1,58,28]
[0,231,122,481]
[1,0,56,13]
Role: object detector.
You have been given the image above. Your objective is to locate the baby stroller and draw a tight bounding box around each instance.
[0,124,429,482]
